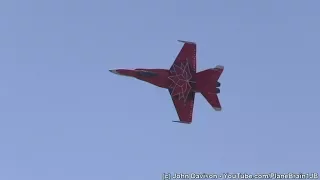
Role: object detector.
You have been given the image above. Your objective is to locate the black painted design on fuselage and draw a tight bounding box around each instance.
[137,71,158,77]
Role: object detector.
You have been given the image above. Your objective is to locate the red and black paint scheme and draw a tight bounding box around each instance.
[110,40,224,124]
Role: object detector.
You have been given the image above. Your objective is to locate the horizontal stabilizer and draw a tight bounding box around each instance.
[213,65,224,71]
[212,65,224,81]
[202,92,222,111]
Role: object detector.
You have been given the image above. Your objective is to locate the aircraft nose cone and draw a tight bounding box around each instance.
[109,69,119,75]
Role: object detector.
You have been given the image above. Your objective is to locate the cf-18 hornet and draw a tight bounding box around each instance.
[110,40,224,124]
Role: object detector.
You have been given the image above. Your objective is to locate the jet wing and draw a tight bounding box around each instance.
[201,92,222,111]
[170,40,196,74]
[169,89,195,124]
[168,40,197,124]
[169,40,197,124]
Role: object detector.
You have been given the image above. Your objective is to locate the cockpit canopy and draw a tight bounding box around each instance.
[137,70,158,77]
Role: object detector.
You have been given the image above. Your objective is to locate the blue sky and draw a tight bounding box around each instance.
[1,0,319,179]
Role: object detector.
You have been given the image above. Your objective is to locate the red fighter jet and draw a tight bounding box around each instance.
[110,40,224,124]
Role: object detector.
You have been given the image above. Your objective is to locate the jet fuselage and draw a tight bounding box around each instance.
[109,68,171,89]
[109,68,221,94]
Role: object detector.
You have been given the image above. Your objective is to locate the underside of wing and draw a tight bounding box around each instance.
[169,89,195,124]
[168,41,197,107]
[170,40,196,74]
[201,92,222,111]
